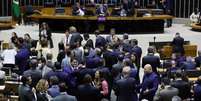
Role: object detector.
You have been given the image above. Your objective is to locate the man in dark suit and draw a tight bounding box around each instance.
[95,30,106,49]
[44,62,69,85]
[48,76,60,98]
[113,66,138,101]
[23,59,42,87]
[112,54,124,78]
[142,46,160,74]
[130,39,142,69]
[194,76,201,101]
[53,83,77,101]
[83,33,94,49]
[172,33,184,55]
[181,56,196,70]
[18,75,35,101]
[15,38,30,75]
[103,44,118,70]
[140,64,159,101]
[195,50,201,67]
[69,26,83,46]
[154,77,179,101]
[77,74,101,101]
[170,72,191,100]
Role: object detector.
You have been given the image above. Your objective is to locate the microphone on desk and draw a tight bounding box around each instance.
[154,36,156,42]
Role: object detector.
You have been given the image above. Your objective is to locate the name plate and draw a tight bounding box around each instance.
[98,16,106,22]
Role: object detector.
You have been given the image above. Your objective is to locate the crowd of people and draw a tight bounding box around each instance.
[1,24,201,101]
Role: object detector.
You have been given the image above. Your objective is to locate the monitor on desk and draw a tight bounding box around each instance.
[55,7,65,15]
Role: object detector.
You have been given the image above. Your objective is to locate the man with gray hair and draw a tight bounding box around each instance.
[69,26,83,46]
[154,77,179,101]
[113,66,138,101]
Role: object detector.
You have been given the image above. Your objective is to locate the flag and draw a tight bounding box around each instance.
[12,0,21,18]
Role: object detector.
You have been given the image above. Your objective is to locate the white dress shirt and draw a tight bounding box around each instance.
[1,49,17,64]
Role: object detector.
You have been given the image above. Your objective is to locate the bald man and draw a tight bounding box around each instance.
[114,66,138,101]
[140,64,159,101]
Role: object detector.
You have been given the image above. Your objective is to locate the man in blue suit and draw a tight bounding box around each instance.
[194,76,201,101]
[140,64,159,101]
[130,39,142,68]
[15,38,30,75]
[114,66,138,101]
[95,30,106,49]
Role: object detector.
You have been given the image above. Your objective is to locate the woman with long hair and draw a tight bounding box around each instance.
[39,22,53,48]
[93,70,109,99]
[36,79,52,101]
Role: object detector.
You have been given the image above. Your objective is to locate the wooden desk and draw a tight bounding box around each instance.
[30,15,173,33]
[4,81,22,96]
[30,14,173,20]
[191,23,201,31]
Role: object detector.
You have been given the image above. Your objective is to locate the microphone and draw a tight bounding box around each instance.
[154,36,156,42]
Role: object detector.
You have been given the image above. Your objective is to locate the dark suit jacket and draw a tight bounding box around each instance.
[131,45,142,67]
[70,32,83,45]
[195,56,201,67]
[77,84,101,101]
[53,92,77,101]
[23,69,42,87]
[114,77,138,101]
[36,92,48,101]
[103,50,118,69]
[142,54,160,74]
[194,83,201,101]
[172,36,184,54]
[84,39,94,49]
[95,35,106,48]
[182,61,196,70]
[18,84,35,101]
[171,80,191,100]
[140,72,159,101]
[15,48,30,75]
[48,85,60,98]
[154,86,179,101]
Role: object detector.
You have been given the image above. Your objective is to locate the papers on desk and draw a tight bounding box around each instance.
[0,85,5,90]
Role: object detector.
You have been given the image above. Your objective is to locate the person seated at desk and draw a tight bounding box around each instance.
[121,0,134,16]
[190,8,200,23]
[168,60,179,73]
[72,3,85,16]
[181,56,196,70]
[96,4,108,16]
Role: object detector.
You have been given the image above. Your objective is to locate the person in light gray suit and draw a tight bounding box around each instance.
[18,75,35,101]
[52,82,77,101]
[154,77,179,101]
[37,57,52,78]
